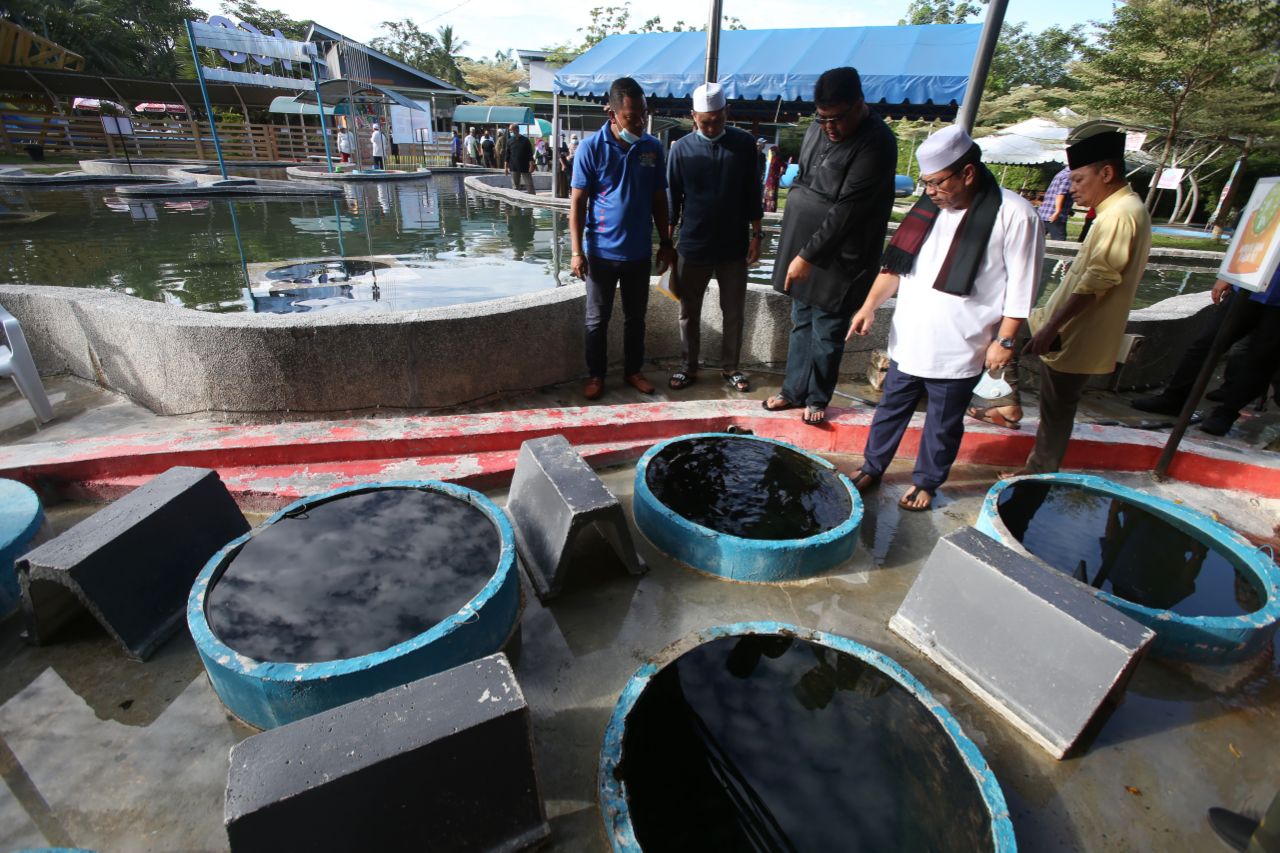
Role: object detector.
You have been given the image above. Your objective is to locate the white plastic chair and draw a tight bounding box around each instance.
[0,304,54,423]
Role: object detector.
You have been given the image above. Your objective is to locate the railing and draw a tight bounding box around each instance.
[0,109,337,162]
[388,142,455,168]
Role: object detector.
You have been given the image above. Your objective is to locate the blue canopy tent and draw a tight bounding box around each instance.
[553,25,982,119]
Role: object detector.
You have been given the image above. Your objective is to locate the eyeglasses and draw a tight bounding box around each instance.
[921,171,959,191]
[813,106,854,126]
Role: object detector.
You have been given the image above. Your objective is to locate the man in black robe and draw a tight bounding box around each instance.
[764,67,897,425]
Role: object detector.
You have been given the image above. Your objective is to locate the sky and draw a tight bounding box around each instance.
[209,0,1123,63]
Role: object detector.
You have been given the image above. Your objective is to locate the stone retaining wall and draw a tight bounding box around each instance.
[1,279,1212,416]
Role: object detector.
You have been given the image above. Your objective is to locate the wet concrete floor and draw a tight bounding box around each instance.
[1,361,1278,850]
[0,460,1277,852]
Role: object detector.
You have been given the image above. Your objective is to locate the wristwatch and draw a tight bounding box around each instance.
[997,337,1015,350]
[660,238,674,249]
[752,231,764,239]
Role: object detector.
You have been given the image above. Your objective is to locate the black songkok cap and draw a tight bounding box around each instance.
[1066,131,1125,169]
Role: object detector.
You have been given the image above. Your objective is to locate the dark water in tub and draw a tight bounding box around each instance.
[645,437,852,540]
[996,481,1263,617]
[620,634,995,852]
[205,487,500,662]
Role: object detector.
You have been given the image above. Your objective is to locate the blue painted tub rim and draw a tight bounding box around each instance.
[978,473,1280,634]
[597,621,1017,853]
[186,479,518,680]
[634,433,863,551]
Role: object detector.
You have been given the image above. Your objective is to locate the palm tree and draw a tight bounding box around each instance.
[434,25,468,89]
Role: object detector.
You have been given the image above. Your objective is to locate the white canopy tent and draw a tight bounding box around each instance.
[977,117,1069,166]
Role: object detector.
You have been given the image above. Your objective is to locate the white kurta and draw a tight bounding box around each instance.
[370,130,387,157]
[886,187,1044,379]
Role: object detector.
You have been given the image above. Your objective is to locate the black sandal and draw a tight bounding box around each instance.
[669,371,695,390]
[723,370,750,392]
[803,406,826,426]
[899,486,935,512]
[762,395,799,412]
[851,470,880,494]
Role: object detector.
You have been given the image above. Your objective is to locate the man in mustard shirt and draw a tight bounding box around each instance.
[1005,131,1152,475]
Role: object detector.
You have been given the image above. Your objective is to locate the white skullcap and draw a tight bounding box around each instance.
[917,124,974,174]
[692,82,727,112]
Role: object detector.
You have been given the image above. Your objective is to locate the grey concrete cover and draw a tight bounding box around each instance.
[506,434,645,600]
[890,526,1156,759]
[224,652,550,852]
[16,466,248,661]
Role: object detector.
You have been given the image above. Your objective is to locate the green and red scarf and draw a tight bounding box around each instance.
[880,163,1003,297]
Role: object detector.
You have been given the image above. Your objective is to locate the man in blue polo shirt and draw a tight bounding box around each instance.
[666,81,764,393]
[570,76,675,400]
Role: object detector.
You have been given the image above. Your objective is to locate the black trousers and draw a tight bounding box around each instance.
[584,256,650,378]
[1162,292,1280,417]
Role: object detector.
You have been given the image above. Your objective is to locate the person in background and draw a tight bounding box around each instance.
[336,126,355,164]
[482,129,496,167]
[846,124,1042,511]
[1004,131,1152,476]
[505,123,536,194]
[666,82,763,393]
[370,123,386,170]
[450,128,462,166]
[1131,266,1280,436]
[762,144,784,213]
[764,66,897,426]
[465,127,481,165]
[495,128,507,172]
[1039,164,1073,240]
[556,134,572,198]
[535,136,551,172]
[569,76,675,400]
[1078,206,1097,242]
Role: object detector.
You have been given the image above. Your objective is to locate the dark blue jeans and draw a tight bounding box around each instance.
[780,295,858,408]
[585,256,650,378]
[860,360,981,491]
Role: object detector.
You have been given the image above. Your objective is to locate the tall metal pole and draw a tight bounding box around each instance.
[185,20,229,180]
[310,52,335,173]
[551,91,561,197]
[704,0,723,83]
[955,0,1008,132]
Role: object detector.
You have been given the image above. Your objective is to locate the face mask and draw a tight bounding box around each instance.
[618,126,641,145]
[696,128,725,143]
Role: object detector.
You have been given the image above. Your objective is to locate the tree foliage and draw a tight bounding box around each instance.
[369,19,468,89]
[219,0,310,40]
[2,0,200,77]
[898,0,984,26]
[545,2,747,65]
[459,55,526,102]
[1073,0,1280,205]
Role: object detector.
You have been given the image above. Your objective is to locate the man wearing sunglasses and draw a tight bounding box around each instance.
[764,67,897,426]
[570,76,676,400]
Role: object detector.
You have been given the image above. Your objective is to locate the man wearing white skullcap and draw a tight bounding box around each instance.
[846,123,1043,511]
[666,81,763,393]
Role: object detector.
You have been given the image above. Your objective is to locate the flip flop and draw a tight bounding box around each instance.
[723,370,751,392]
[966,405,1022,430]
[851,470,880,494]
[669,371,695,390]
[762,395,799,412]
[899,485,935,512]
[803,406,826,426]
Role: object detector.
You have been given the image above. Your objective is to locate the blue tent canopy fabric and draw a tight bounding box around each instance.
[553,24,981,106]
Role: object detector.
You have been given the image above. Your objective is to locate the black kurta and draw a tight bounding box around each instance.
[771,113,898,313]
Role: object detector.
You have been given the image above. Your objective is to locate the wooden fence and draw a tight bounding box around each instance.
[1,107,453,166]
